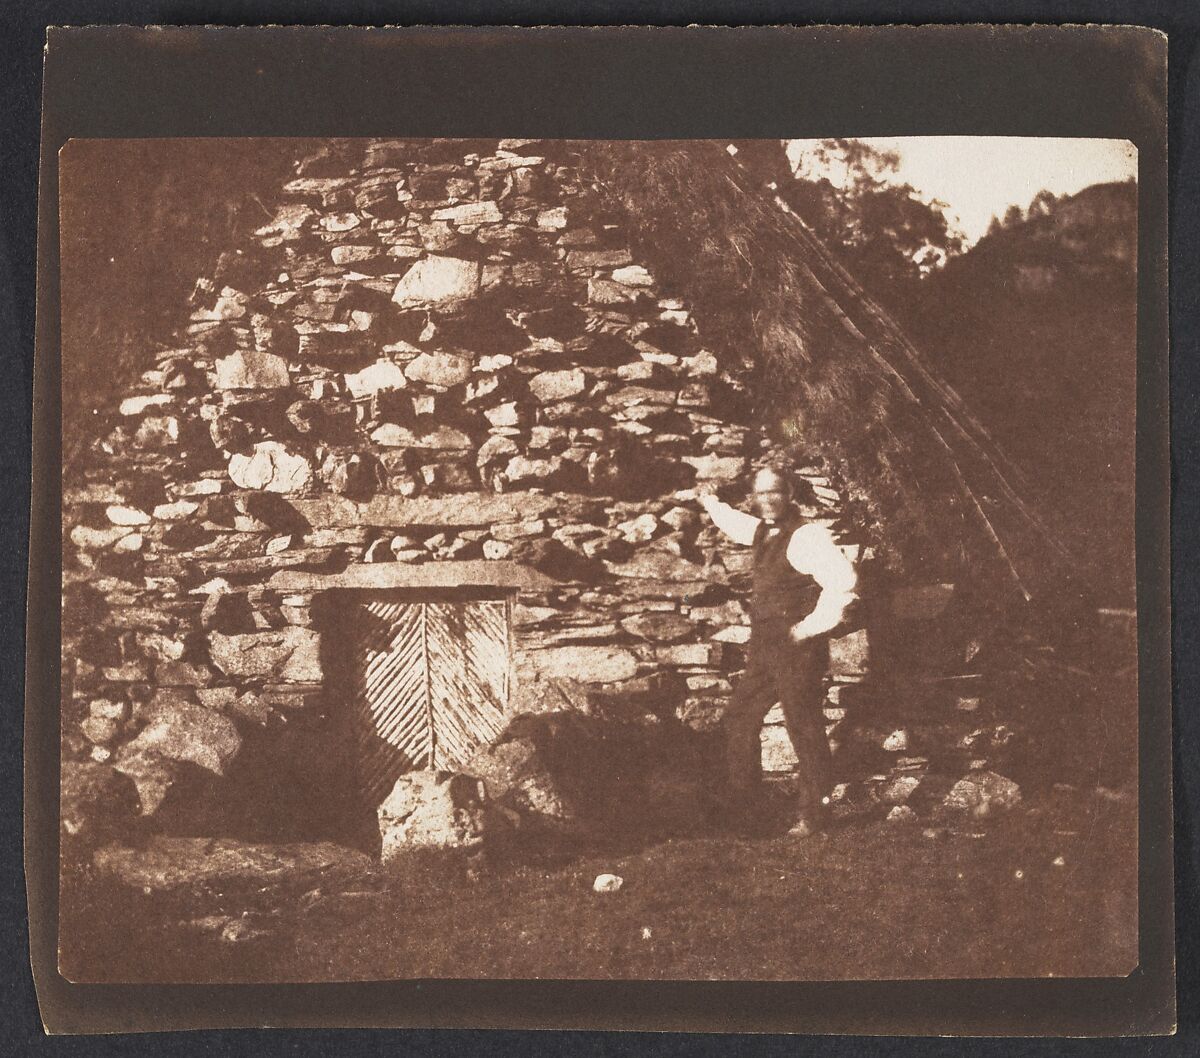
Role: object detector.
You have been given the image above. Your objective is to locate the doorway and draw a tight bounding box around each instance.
[350,592,512,806]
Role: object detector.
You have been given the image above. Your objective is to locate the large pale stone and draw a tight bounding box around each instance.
[331,243,382,266]
[536,206,568,230]
[344,359,407,398]
[269,559,556,593]
[467,738,576,830]
[152,500,199,520]
[483,402,522,428]
[684,350,720,376]
[370,423,472,449]
[377,771,489,860]
[476,434,520,466]
[528,368,587,402]
[616,513,659,543]
[208,627,323,682]
[106,505,151,526]
[607,550,708,582]
[215,350,290,390]
[503,455,563,486]
[118,698,241,776]
[525,646,638,683]
[70,524,132,550]
[611,264,655,287]
[228,442,312,493]
[108,754,189,817]
[655,642,724,667]
[404,351,473,387]
[681,453,747,482]
[431,201,502,225]
[392,256,481,307]
[119,393,172,416]
[285,492,556,529]
[944,771,1022,816]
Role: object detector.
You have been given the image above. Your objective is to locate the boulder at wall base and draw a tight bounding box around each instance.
[377,771,490,861]
[466,738,576,831]
[60,762,142,858]
[117,697,242,777]
[111,751,215,820]
[943,770,1023,816]
[465,710,715,836]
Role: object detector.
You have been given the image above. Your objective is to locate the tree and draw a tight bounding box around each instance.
[777,139,966,314]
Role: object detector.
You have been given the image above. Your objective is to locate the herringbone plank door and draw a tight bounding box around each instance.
[354,599,431,806]
[427,600,510,768]
[353,596,511,804]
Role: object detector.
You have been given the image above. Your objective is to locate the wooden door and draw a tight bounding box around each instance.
[353,596,511,805]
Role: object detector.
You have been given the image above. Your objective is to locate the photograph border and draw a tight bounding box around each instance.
[27,22,1173,1036]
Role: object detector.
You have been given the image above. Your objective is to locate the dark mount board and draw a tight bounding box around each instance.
[26,23,1172,1037]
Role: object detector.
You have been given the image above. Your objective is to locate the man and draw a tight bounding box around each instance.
[699,467,858,837]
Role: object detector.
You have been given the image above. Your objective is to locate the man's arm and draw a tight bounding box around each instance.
[698,492,760,547]
[786,523,858,640]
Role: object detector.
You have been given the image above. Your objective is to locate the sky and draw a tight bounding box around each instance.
[786,137,1137,248]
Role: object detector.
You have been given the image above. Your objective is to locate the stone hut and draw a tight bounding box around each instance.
[62,138,1003,847]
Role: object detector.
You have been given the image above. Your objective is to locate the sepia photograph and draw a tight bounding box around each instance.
[54,131,1144,986]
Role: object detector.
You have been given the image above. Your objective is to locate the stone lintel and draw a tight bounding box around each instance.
[268,560,556,592]
[286,492,556,529]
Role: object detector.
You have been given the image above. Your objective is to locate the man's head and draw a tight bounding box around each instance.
[751,467,793,523]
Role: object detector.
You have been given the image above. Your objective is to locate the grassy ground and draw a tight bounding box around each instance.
[61,783,1137,983]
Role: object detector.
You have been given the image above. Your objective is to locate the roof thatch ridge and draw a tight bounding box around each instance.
[574,140,1076,605]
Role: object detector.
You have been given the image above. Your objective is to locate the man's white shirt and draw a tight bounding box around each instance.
[699,494,858,638]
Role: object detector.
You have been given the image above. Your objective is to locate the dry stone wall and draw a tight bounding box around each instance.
[63,138,1004,841]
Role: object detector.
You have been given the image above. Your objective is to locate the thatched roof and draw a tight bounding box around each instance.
[573,140,1073,605]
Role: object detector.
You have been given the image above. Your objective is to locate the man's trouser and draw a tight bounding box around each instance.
[724,619,831,817]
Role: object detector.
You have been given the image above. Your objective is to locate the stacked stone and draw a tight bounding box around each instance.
[62,138,855,828]
[65,137,1004,838]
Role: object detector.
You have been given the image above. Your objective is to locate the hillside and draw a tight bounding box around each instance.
[903,181,1138,605]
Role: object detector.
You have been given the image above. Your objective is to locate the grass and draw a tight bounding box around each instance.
[60,783,1137,984]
